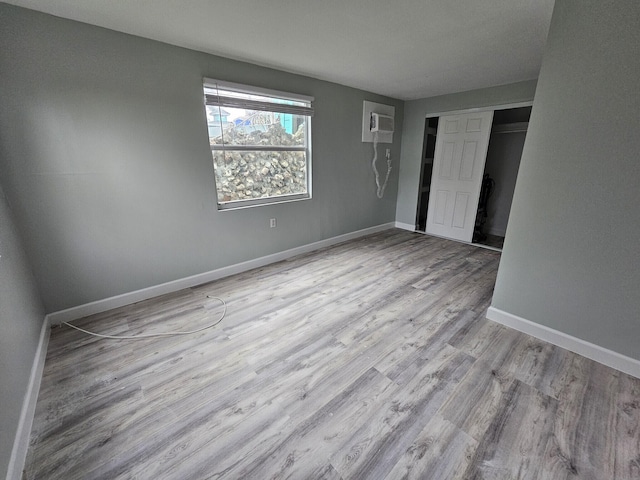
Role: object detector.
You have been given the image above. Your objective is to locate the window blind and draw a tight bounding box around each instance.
[205,94,314,116]
[203,79,314,117]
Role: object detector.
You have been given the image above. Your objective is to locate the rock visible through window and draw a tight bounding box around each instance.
[204,80,313,209]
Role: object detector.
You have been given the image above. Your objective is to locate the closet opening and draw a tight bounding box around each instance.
[414,105,531,251]
[473,106,530,250]
[415,117,438,232]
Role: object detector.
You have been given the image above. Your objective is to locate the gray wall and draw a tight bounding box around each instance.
[492,0,640,360]
[0,185,46,478]
[0,4,403,313]
[395,81,537,226]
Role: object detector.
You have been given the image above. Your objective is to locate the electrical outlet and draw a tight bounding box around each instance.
[270,218,277,228]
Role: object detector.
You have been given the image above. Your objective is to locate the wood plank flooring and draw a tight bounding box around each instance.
[25,230,640,479]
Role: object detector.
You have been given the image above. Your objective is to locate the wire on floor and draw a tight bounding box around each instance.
[61,295,226,340]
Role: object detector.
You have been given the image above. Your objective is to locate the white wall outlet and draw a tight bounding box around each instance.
[270,218,277,228]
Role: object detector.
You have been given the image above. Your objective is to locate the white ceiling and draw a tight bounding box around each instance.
[4,0,555,100]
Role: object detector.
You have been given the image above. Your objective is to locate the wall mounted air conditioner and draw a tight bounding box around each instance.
[370,113,395,134]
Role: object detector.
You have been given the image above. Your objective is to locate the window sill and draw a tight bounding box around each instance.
[217,194,311,211]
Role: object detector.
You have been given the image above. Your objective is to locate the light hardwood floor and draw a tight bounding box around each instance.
[25,230,640,479]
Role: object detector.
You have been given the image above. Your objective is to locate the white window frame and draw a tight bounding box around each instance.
[203,78,314,210]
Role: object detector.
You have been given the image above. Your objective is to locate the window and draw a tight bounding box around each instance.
[203,79,314,209]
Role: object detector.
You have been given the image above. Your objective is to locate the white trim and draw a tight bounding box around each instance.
[415,230,467,243]
[6,317,50,480]
[486,306,640,379]
[424,101,534,119]
[414,230,502,252]
[472,243,502,253]
[217,193,311,211]
[48,223,395,326]
[394,221,416,232]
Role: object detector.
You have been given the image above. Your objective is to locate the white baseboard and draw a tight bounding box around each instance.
[486,306,640,379]
[6,317,50,480]
[394,221,415,232]
[47,223,396,326]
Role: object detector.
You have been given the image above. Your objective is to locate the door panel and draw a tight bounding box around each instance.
[434,190,449,225]
[466,118,483,132]
[444,119,459,134]
[440,142,455,178]
[425,111,494,242]
[452,192,470,228]
[460,140,478,180]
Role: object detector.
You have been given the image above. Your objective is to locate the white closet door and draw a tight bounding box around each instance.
[425,111,494,242]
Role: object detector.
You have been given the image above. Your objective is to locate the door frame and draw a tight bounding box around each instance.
[423,101,533,120]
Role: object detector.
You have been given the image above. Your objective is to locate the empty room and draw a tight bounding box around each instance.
[1,1,639,479]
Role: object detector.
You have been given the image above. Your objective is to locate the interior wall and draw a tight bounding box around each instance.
[492,0,640,360]
[0,185,45,479]
[483,131,526,237]
[0,4,403,313]
[395,80,537,226]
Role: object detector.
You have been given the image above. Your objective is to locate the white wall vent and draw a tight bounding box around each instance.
[370,113,395,133]
[362,101,394,143]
